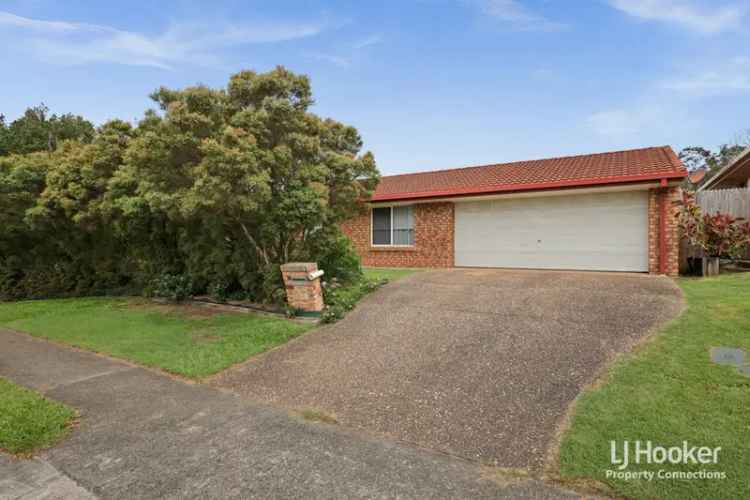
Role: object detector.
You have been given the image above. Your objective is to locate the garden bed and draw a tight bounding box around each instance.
[321,267,422,322]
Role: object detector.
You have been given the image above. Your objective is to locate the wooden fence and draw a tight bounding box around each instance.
[696,187,750,220]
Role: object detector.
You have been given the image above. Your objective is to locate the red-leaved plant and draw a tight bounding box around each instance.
[677,191,750,258]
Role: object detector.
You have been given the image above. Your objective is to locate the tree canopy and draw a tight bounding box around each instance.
[679,133,748,187]
[0,68,379,301]
[0,104,95,156]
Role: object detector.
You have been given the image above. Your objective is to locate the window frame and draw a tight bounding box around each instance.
[370,205,415,247]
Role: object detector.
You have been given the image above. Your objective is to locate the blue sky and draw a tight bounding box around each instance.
[1,0,748,175]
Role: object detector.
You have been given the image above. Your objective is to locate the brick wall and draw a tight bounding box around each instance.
[648,186,681,276]
[341,202,454,268]
[343,189,681,275]
[280,262,325,312]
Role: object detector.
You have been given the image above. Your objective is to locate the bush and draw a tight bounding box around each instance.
[259,265,286,305]
[207,281,230,303]
[0,68,379,303]
[0,256,135,301]
[146,273,193,302]
[307,232,363,284]
[678,191,750,258]
[320,277,388,323]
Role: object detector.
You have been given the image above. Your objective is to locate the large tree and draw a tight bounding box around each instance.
[111,67,377,296]
[679,135,748,187]
[1,67,378,300]
[0,115,8,156]
[0,104,95,156]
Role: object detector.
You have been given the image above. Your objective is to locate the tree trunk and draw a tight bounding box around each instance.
[238,221,269,266]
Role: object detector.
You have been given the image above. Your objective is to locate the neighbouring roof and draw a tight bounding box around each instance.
[688,169,707,185]
[699,147,750,191]
[371,146,687,202]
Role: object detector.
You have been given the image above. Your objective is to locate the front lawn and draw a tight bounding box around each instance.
[559,273,750,499]
[0,298,311,379]
[0,378,76,455]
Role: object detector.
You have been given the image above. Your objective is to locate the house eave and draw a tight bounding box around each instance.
[368,178,681,207]
[698,147,750,191]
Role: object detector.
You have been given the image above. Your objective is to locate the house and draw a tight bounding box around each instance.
[686,148,750,268]
[695,146,750,228]
[699,147,750,191]
[342,146,687,276]
[687,168,707,189]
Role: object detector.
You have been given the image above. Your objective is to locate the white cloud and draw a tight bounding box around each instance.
[661,57,750,96]
[608,0,746,35]
[307,52,351,68]
[473,0,567,31]
[352,34,382,49]
[305,34,382,68]
[0,11,106,32]
[0,11,328,69]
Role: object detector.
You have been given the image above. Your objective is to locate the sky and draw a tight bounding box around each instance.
[0,0,748,175]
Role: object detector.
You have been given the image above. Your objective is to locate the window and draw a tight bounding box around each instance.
[372,206,414,246]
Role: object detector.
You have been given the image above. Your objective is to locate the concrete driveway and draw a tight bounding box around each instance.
[212,268,683,471]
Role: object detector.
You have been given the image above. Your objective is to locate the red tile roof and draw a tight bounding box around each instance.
[371,146,687,202]
[688,169,707,185]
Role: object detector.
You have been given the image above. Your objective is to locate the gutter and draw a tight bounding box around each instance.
[370,172,687,203]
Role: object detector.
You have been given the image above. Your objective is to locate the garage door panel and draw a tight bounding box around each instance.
[454,191,649,272]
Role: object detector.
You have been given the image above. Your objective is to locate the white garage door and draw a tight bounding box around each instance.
[454,190,649,272]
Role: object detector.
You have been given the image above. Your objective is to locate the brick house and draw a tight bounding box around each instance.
[342,146,687,276]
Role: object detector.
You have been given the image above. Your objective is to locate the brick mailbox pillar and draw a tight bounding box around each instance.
[280,262,325,314]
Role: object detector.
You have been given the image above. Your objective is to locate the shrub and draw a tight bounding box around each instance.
[146,273,193,302]
[678,191,750,258]
[259,265,286,305]
[0,256,134,300]
[320,277,388,323]
[309,233,363,284]
[207,281,230,303]
[0,67,379,303]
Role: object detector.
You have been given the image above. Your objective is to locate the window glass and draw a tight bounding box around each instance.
[393,206,414,245]
[372,207,391,245]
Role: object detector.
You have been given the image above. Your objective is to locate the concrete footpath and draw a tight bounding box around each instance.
[0,329,582,499]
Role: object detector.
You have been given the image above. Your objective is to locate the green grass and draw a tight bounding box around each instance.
[0,298,312,379]
[336,268,422,301]
[362,267,423,282]
[559,273,750,500]
[321,267,423,323]
[0,378,76,454]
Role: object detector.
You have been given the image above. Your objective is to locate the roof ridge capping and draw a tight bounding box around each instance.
[382,145,684,179]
